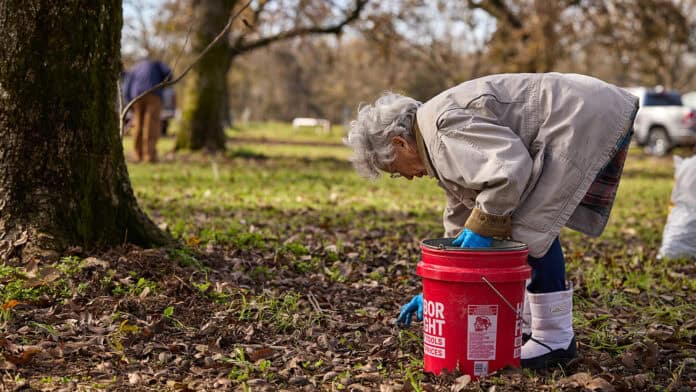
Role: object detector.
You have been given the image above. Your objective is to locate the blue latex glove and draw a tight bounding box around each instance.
[396,293,423,327]
[452,228,493,248]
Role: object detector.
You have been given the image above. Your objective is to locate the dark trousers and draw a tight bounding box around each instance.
[527,237,566,293]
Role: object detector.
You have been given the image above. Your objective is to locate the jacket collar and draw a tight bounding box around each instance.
[412,118,438,180]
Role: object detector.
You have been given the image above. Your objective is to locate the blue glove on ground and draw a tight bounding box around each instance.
[396,293,423,327]
[452,228,493,248]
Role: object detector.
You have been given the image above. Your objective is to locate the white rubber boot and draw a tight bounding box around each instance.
[520,284,577,369]
[522,279,531,340]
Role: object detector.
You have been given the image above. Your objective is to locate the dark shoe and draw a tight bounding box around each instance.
[522,332,531,344]
[521,336,577,369]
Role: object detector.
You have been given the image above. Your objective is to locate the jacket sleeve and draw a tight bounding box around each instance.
[442,189,472,237]
[122,72,133,103]
[435,112,533,238]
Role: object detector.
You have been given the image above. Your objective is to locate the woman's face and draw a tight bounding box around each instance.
[385,136,427,180]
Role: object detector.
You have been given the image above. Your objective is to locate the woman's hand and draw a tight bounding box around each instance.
[452,228,493,248]
[396,293,423,327]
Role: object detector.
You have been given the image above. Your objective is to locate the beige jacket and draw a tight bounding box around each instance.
[415,73,639,257]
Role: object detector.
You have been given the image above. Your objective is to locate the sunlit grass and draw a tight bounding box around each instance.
[122,123,694,387]
[125,126,679,267]
[228,121,346,144]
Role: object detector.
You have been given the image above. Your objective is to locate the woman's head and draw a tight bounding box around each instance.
[344,92,425,179]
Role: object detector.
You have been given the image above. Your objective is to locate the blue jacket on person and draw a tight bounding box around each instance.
[123,60,172,102]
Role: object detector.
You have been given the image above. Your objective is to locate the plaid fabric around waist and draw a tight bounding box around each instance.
[579,125,634,216]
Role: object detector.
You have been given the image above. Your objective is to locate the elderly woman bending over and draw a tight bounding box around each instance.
[344,73,638,369]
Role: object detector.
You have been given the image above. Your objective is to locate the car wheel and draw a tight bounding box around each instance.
[646,127,671,156]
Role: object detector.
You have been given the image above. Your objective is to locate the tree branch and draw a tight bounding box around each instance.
[119,0,253,138]
[234,0,368,55]
[467,0,522,29]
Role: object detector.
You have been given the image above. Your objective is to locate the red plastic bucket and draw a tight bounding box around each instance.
[417,238,531,378]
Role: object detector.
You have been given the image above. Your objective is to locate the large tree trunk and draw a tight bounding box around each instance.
[173,0,233,152]
[0,1,172,261]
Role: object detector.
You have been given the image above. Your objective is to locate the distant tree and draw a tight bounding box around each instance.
[466,0,696,90]
[227,1,486,123]
[0,1,171,261]
[122,0,166,65]
[167,0,369,151]
[466,0,582,73]
[581,0,696,89]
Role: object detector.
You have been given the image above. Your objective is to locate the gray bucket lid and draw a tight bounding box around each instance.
[421,237,528,251]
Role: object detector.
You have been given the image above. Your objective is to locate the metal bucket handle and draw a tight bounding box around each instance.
[481,276,529,327]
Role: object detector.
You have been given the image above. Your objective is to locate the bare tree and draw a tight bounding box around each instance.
[168,0,369,152]
[225,0,492,123]
[466,0,582,73]
[581,0,696,89]
[122,0,187,66]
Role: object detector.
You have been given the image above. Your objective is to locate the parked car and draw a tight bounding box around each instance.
[682,91,696,109]
[624,87,696,156]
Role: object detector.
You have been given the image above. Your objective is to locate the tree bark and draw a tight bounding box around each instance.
[174,0,234,152]
[0,1,172,261]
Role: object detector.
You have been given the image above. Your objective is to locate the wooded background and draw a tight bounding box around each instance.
[123,0,696,129]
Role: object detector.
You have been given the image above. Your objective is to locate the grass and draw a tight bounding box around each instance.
[123,127,454,389]
[228,121,346,144]
[6,123,692,390]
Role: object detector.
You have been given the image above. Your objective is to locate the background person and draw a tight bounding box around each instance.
[344,73,638,369]
[123,59,172,162]
[160,87,177,136]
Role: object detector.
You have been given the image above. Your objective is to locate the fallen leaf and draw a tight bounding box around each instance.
[0,359,16,370]
[322,371,338,383]
[620,373,650,389]
[347,383,371,392]
[2,300,19,310]
[644,341,659,368]
[647,324,675,341]
[586,377,615,392]
[559,372,594,388]
[13,231,28,246]
[24,267,61,288]
[2,346,42,366]
[81,257,109,269]
[451,374,471,392]
[194,344,208,353]
[249,347,274,362]
[128,372,141,385]
[622,287,640,295]
[354,372,380,382]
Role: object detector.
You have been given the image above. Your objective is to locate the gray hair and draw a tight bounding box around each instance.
[344,92,421,178]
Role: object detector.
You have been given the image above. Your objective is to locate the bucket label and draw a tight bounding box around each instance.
[423,333,445,348]
[474,361,489,377]
[424,343,446,359]
[514,301,523,358]
[423,298,446,359]
[467,305,498,360]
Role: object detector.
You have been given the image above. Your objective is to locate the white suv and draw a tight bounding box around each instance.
[624,87,696,156]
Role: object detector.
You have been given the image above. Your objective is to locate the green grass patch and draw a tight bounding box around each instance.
[117,124,694,390]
